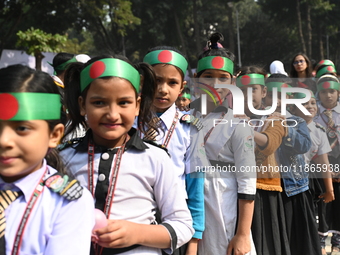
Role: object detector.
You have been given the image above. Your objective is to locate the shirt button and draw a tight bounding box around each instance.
[98,174,106,182]
[287,138,291,141]
[101,152,110,160]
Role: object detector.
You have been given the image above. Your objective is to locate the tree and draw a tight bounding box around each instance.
[16,28,67,70]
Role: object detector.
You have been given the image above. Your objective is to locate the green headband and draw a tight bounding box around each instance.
[317,81,340,91]
[293,90,315,99]
[265,82,292,95]
[179,92,191,99]
[0,93,61,121]
[197,56,234,75]
[80,58,140,93]
[143,50,188,75]
[236,73,265,87]
[315,60,335,71]
[54,57,78,71]
[316,65,337,78]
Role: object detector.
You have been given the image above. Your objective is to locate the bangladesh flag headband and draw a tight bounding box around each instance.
[293,90,315,99]
[265,82,292,95]
[315,59,335,71]
[236,73,265,87]
[316,65,337,78]
[0,93,61,121]
[80,58,140,93]
[179,92,191,99]
[143,50,188,75]
[317,81,340,92]
[197,56,234,75]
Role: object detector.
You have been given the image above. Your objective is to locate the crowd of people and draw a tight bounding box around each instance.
[0,31,339,255]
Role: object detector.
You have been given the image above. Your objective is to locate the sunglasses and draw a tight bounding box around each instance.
[293,60,305,65]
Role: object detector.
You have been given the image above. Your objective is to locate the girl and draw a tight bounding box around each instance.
[191,32,257,255]
[236,66,291,255]
[143,46,204,255]
[176,86,191,112]
[60,55,194,255]
[314,74,340,255]
[0,64,94,254]
[264,75,321,255]
[289,53,317,93]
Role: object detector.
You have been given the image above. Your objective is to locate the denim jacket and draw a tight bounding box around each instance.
[278,114,312,197]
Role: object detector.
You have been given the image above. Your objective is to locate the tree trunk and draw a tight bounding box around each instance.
[174,8,193,77]
[193,0,201,54]
[306,3,312,58]
[317,23,324,61]
[227,4,235,53]
[35,52,45,71]
[296,0,306,54]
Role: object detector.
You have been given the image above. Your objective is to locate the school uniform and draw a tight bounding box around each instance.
[60,128,194,255]
[314,103,340,249]
[151,103,205,243]
[190,99,257,255]
[1,160,95,255]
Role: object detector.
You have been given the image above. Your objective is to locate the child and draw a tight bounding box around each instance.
[59,55,194,255]
[0,64,94,254]
[190,32,257,255]
[314,74,340,254]
[176,86,191,112]
[264,74,322,255]
[236,66,291,255]
[143,46,204,254]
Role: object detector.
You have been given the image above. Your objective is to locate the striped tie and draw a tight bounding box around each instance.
[324,109,338,149]
[0,190,22,238]
[144,117,160,141]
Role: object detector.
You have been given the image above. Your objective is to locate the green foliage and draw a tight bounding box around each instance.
[16,27,67,55]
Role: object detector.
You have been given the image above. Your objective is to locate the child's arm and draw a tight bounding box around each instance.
[95,221,171,248]
[313,153,335,203]
[227,199,254,255]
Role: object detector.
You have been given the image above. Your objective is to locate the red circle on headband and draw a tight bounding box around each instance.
[0,94,19,120]
[282,83,289,88]
[90,61,106,79]
[322,82,331,89]
[320,60,325,65]
[211,56,224,69]
[327,66,334,72]
[158,50,172,63]
[241,75,251,85]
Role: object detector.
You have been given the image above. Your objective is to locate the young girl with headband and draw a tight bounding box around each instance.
[236,66,290,255]
[59,55,194,255]
[190,32,257,255]
[314,74,340,254]
[143,46,204,255]
[0,64,94,254]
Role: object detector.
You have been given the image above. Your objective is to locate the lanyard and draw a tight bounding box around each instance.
[204,112,226,145]
[87,138,126,218]
[12,168,47,255]
[162,111,179,148]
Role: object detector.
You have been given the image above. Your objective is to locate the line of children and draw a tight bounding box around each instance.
[59,54,194,255]
[0,64,95,254]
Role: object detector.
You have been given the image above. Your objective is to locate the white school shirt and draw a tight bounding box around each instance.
[314,103,340,158]
[1,160,95,255]
[304,121,332,165]
[60,129,194,254]
[191,101,257,255]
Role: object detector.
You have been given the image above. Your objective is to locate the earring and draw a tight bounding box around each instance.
[84,114,88,122]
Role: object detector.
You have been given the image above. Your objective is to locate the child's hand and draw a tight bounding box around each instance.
[94,220,139,248]
[268,111,285,120]
[226,233,251,255]
[319,190,335,203]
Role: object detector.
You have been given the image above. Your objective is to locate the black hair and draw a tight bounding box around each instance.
[63,55,159,139]
[237,65,267,77]
[147,46,187,80]
[181,86,191,95]
[289,53,313,78]
[0,64,66,173]
[266,73,292,84]
[196,32,236,78]
[52,52,75,76]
